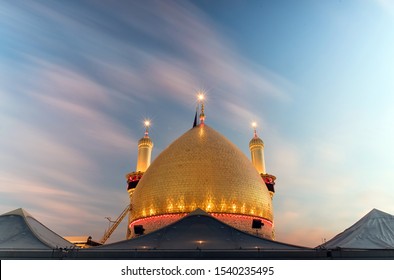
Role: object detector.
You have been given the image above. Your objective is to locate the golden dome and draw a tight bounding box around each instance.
[131,124,273,223]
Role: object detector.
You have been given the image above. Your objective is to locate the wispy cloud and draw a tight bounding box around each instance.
[0,0,311,245]
[4,0,392,248]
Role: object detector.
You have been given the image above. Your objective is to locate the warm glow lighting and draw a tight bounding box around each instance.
[252,121,257,128]
[197,92,205,101]
[144,120,151,127]
[130,213,273,228]
[129,213,188,229]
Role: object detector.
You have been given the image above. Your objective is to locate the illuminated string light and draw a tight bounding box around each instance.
[129,213,273,230]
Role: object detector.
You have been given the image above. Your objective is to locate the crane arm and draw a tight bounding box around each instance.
[99,204,130,244]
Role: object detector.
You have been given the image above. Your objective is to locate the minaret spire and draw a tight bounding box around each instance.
[144,120,150,137]
[252,122,258,138]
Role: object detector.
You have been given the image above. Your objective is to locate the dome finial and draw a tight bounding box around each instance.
[197,91,205,124]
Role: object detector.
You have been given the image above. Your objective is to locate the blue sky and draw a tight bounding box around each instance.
[1,0,394,246]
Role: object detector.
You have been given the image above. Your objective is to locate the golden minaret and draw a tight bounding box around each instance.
[249,122,266,174]
[125,120,153,238]
[136,120,154,172]
[249,122,276,199]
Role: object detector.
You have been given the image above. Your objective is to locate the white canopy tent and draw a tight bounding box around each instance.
[0,208,74,250]
[321,209,394,249]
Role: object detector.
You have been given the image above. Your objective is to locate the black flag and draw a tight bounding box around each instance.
[193,110,198,127]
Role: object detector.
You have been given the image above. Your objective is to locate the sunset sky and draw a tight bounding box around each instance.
[1,0,394,247]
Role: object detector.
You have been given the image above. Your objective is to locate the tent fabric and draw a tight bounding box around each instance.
[0,208,74,249]
[321,208,394,249]
[91,209,308,251]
